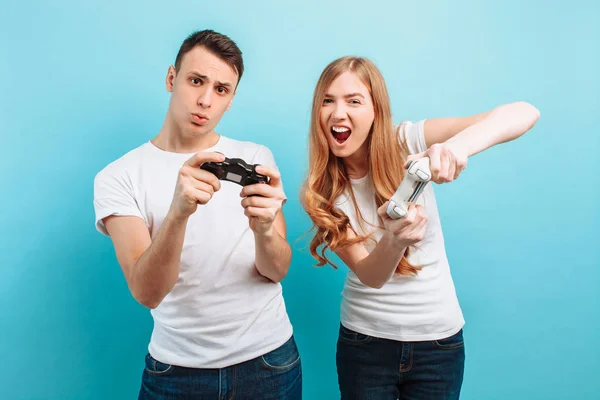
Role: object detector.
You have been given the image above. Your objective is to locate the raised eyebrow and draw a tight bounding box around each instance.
[215,81,233,88]
[189,72,208,80]
[344,93,365,99]
[188,73,232,89]
[323,93,365,99]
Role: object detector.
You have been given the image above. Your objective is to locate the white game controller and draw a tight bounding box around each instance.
[386,157,432,219]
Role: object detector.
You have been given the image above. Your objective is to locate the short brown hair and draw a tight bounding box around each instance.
[174,30,244,85]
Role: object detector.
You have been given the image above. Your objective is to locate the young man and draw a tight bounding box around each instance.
[93,30,301,399]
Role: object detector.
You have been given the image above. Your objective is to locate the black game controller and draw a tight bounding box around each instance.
[200,156,269,186]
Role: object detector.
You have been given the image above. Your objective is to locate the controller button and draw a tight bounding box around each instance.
[416,170,430,180]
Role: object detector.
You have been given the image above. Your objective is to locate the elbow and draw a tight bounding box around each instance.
[521,101,540,128]
[357,275,386,289]
[132,288,164,309]
[139,297,161,310]
[352,263,388,289]
[265,265,289,284]
[511,101,540,131]
[367,280,386,289]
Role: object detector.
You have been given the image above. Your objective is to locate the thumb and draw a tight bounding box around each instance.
[405,152,426,168]
[377,201,390,219]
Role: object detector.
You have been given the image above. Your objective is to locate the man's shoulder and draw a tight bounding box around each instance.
[219,135,272,161]
[94,142,151,184]
[220,135,268,151]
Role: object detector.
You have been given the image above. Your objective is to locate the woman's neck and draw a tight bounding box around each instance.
[343,145,370,179]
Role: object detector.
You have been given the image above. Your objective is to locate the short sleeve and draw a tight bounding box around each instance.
[93,167,145,236]
[253,145,287,200]
[397,120,428,155]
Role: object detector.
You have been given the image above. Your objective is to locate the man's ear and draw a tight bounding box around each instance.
[166,65,176,92]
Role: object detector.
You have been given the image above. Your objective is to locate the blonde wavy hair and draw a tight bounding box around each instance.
[303,56,421,276]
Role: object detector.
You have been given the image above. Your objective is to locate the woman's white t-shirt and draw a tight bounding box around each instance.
[335,120,465,341]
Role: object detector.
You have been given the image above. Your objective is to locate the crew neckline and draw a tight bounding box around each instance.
[147,135,224,157]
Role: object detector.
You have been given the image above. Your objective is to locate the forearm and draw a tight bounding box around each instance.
[130,212,188,308]
[254,227,292,283]
[447,101,540,156]
[354,233,407,289]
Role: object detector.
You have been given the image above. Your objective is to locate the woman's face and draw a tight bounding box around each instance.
[320,71,375,159]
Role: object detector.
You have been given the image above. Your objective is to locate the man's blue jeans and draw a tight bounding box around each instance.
[138,335,302,399]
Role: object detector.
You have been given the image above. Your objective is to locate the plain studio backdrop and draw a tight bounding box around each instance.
[1,1,598,399]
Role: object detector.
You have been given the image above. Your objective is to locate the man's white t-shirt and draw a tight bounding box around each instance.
[93,135,293,368]
[335,120,465,342]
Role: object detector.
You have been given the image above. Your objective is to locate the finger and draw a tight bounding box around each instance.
[411,220,428,242]
[241,183,281,199]
[191,180,216,197]
[447,152,456,182]
[438,150,450,183]
[405,152,426,168]
[254,165,281,188]
[377,201,390,219]
[453,166,462,180]
[427,146,442,180]
[414,214,428,231]
[241,196,278,209]
[404,204,419,223]
[387,203,417,231]
[244,206,272,220]
[185,151,225,168]
[183,166,222,192]
[454,160,466,180]
[413,204,427,220]
[184,187,212,205]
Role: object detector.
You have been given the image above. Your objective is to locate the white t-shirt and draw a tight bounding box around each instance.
[93,135,293,368]
[336,120,465,342]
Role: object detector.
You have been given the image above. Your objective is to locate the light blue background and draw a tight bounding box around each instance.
[1,1,598,399]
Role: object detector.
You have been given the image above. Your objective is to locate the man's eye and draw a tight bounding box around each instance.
[191,78,201,85]
[217,87,227,94]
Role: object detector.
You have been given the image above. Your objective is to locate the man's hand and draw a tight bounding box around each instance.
[169,152,225,219]
[240,165,287,235]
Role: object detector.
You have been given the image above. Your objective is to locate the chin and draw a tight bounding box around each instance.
[187,123,214,136]
[326,138,352,157]
[330,146,355,159]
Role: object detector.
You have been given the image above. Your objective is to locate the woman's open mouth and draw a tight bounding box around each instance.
[331,126,351,144]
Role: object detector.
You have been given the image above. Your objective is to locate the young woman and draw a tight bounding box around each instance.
[302,56,539,400]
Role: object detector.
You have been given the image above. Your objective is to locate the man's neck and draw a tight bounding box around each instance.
[152,118,220,154]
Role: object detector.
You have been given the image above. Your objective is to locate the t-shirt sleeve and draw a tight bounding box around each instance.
[253,145,287,201]
[397,119,428,155]
[93,166,145,236]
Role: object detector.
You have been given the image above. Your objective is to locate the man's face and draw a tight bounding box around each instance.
[166,46,238,137]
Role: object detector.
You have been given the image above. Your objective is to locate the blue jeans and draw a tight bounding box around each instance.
[138,335,302,399]
[337,325,465,400]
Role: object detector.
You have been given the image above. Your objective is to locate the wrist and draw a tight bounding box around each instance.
[254,225,276,239]
[382,231,408,251]
[165,209,190,225]
[445,135,473,158]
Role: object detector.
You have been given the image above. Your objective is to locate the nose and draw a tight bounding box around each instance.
[198,88,212,109]
[331,102,347,121]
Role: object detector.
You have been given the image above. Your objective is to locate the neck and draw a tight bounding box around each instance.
[152,112,219,153]
[343,144,370,179]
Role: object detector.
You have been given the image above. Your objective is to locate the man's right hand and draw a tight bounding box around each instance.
[169,152,225,219]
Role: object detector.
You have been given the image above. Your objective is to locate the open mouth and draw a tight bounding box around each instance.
[331,126,351,144]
